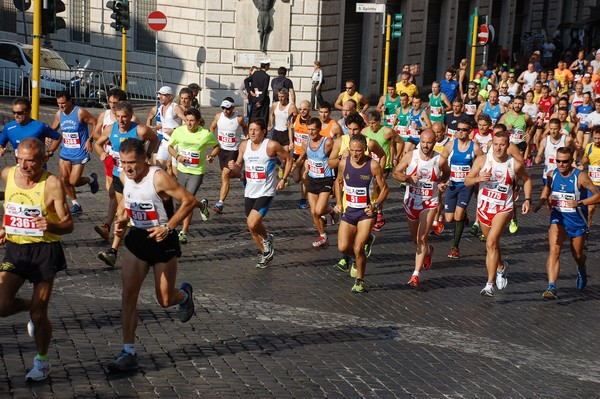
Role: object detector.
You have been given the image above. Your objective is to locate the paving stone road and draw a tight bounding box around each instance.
[0,102,599,398]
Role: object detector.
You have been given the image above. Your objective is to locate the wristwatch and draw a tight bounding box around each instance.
[163,225,173,234]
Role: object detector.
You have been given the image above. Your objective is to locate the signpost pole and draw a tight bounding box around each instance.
[383,13,391,97]
[32,0,42,119]
[155,34,158,92]
[469,8,479,82]
[121,28,127,91]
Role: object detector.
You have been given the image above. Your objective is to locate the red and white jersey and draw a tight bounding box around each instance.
[473,129,494,154]
[477,151,516,215]
[403,150,441,210]
[543,134,566,178]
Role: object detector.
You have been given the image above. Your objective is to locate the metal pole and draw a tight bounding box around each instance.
[121,28,127,91]
[32,0,43,119]
[22,9,28,44]
[383,13,391,97]
[483,45,487,67]
[469,8,479,82]
[155,34,158,92]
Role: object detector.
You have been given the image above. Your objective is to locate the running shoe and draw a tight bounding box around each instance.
[320,215,328,227]
[509,219,518,234]
[329,211,339,225]
[178,282,194,322]
[364,233,376,258]
[423,244,434,270]
[470,222,480,236]
[312,235,329,248]
[350,262,358,278]
[334,258,349,272]
[70,204,83,215]
[448,246,460,259]
[178,231,188,244]
[98,248,117,267]
[27,319,34,337]
[496,261,509,290]
[26,357,50,382]
[480,284,494,297]
[199,198,210,221]
[94,223,111,240]
[479,234,486,242]
[256,234,274,268]
[351,278,365,293]
[577,267,587,290]
[543,285,558,300]
[432,222,444,236]
[372,213,385,232]
[90,173,99,194]
[298,199,309,209]
[212,201,224,214]
[406,275,419,288]
[108,351,138,373]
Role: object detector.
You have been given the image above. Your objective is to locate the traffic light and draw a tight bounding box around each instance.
[106,0,131,31]
[42,0,67,35]
[391,13,403,39]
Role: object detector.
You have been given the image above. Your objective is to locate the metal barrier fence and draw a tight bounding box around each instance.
[0,67,162,108]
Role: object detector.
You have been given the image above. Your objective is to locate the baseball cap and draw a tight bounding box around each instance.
[156,86,173,95]
[220,99,234,108]
[533,50,541,55]
[584,73,591,77]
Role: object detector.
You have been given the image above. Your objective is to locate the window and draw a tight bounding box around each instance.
[0,0,18,34]
[71,0,90,43]
[135,0,157,53]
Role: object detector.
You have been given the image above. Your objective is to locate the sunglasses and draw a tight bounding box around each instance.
[13,110,27,115]
[346,87,354,90]
[456,127,470,132]
[555,159,572,164]
[221,107,232,110]
[468,86,476,89]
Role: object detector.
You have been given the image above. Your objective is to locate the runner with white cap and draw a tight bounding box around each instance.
[154,86,186,176]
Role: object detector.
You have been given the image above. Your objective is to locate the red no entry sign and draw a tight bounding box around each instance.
[147,10,167,31]
[478,24,489,45]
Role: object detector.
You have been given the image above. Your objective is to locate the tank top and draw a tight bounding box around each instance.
[123,167,169,229]
[543,134,566,178]
[4,168,61,244]
[342,91,361,111]
[273,102,290,131]
[483,102,502,125]
[522,71,537,92]
[477,151,515,214]
[448,140,475,186]
[408,108,425,142]
[244,139,277,198]
[403,150,441,209]
[216,111,243,151]
[59,105,89,160]
[434,136,450,154]
[571,93,584,109]
[585,143,600,186]
[522,102,539,120]
[293,115,310,155]
[102,110,115,130]
[109,122,139,177]
[364,125,391,168]
[428,93,444,123]
[576,104,594,127]
[473,130,493,154]
[383,94,401,127]
[394,107,411,140]
[505,112,527,144]
[306,137,333,178]
[537,96,554,124]
[464,94,480,116]
[320,119,335,139]
[159,103,182,140]
[342,156,374,210]
[550,168,588,227]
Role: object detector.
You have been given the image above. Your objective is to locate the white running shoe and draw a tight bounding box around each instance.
[27,319,34,337]
[480,284,494,297]
[495,261,509,290]
[26,357,50,382]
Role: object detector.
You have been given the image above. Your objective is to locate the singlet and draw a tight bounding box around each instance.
[159,103,182,140]
[444,112,463,139]
[505,112,527,144]
[244,139,277,198]
[320,119,335,139]
[507,81,520,97]
[59,105,89,160]
[293,115,310,155]
[522,71,538,92]
[572,93,584,109]
[477,151,515,214]
[338,135,372,157]
[428,93,444,123]
[584,142,600,187]
[216,111,243,151]
[584,112,600,131]
[4,167,61,244]
[109,122,139,177]
[342,91,361,111]
[383,94,401,127]
[464,94,480,118]
[550,168,588,228]
[123,167,169,229]
[102,110,115,130]
[306,137,333,179]
[473,129,493,154]
[394,107,411,141]
[483,102,502,125]
[364,125,391,168]
[342,156,374,210]
[448,140,475,186]
[403,150,441,210]
[273,102,290,132]
[433,136,450,154]
[543,134,566,178]
[408,108,425,142]
[575,104,593,128]
[522,102,539,121]
[537,96,554,125]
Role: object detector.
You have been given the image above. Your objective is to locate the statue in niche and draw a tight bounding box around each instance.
[253,0,290,53]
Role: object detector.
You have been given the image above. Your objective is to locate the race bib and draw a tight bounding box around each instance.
[63,132,81,149]
[510,129,525,143]
[408,180,434,199]
[481,184,509,206]
[465,104,476,115]
[126,200,159,228]
[4,202,43,237]
[589,165,600,183]
[345,185,368,208]
[179,149,200,168]
[550,192,576,213]
[450,165,471,182]
[294,132,309,148]
[307,159,325,178]
[246,164,266,181]
[395,125,409,139]
[385,114,395,126]
[430,106,443,117]
[447,128,456,139]
[218,131,236,145]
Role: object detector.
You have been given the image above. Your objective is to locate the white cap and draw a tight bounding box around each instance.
[220,99,234,108]
[156,86,173,95]
[533,50,540,55]
[584,73,591,77]
[260,59,271,65]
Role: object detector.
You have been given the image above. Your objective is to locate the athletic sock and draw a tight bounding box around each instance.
[454,219,465,247]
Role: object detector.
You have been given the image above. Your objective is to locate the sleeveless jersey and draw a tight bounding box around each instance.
[434,136,450,154]
[159,103,181,140]
[293,115,309,155]
[342,91,361,111]
[364,126,391,168]
[408,108,425,142]
[244,139,277,198]
[477,152,515,214]
[273,102,290,132]
[394,107,411,141]
[102,110,115,130]
[575,104,594,128]
[216,111,243,151]
[123,167,169,229]
[59,105,89,160]
[428,93,444,123]
[522,71,538,92]
[483,102,502,125]
[522,102,539,121]
[4,168,61,244]
[543,134,566,178]
[549,168,588,229]
[306,137,333,179]
[473,129,493,154]
[584,143,600,187]
[571,93,584,109]
[338,135,372,157]
[320,119,335,139]
[383,94,401,127]
[403,150,441,209]
[448,140,475,186]
[464,94,480,117]
[342,157,374,210]
[537,96,554,124]
[109,122,139,177]
[505,112,527,144]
